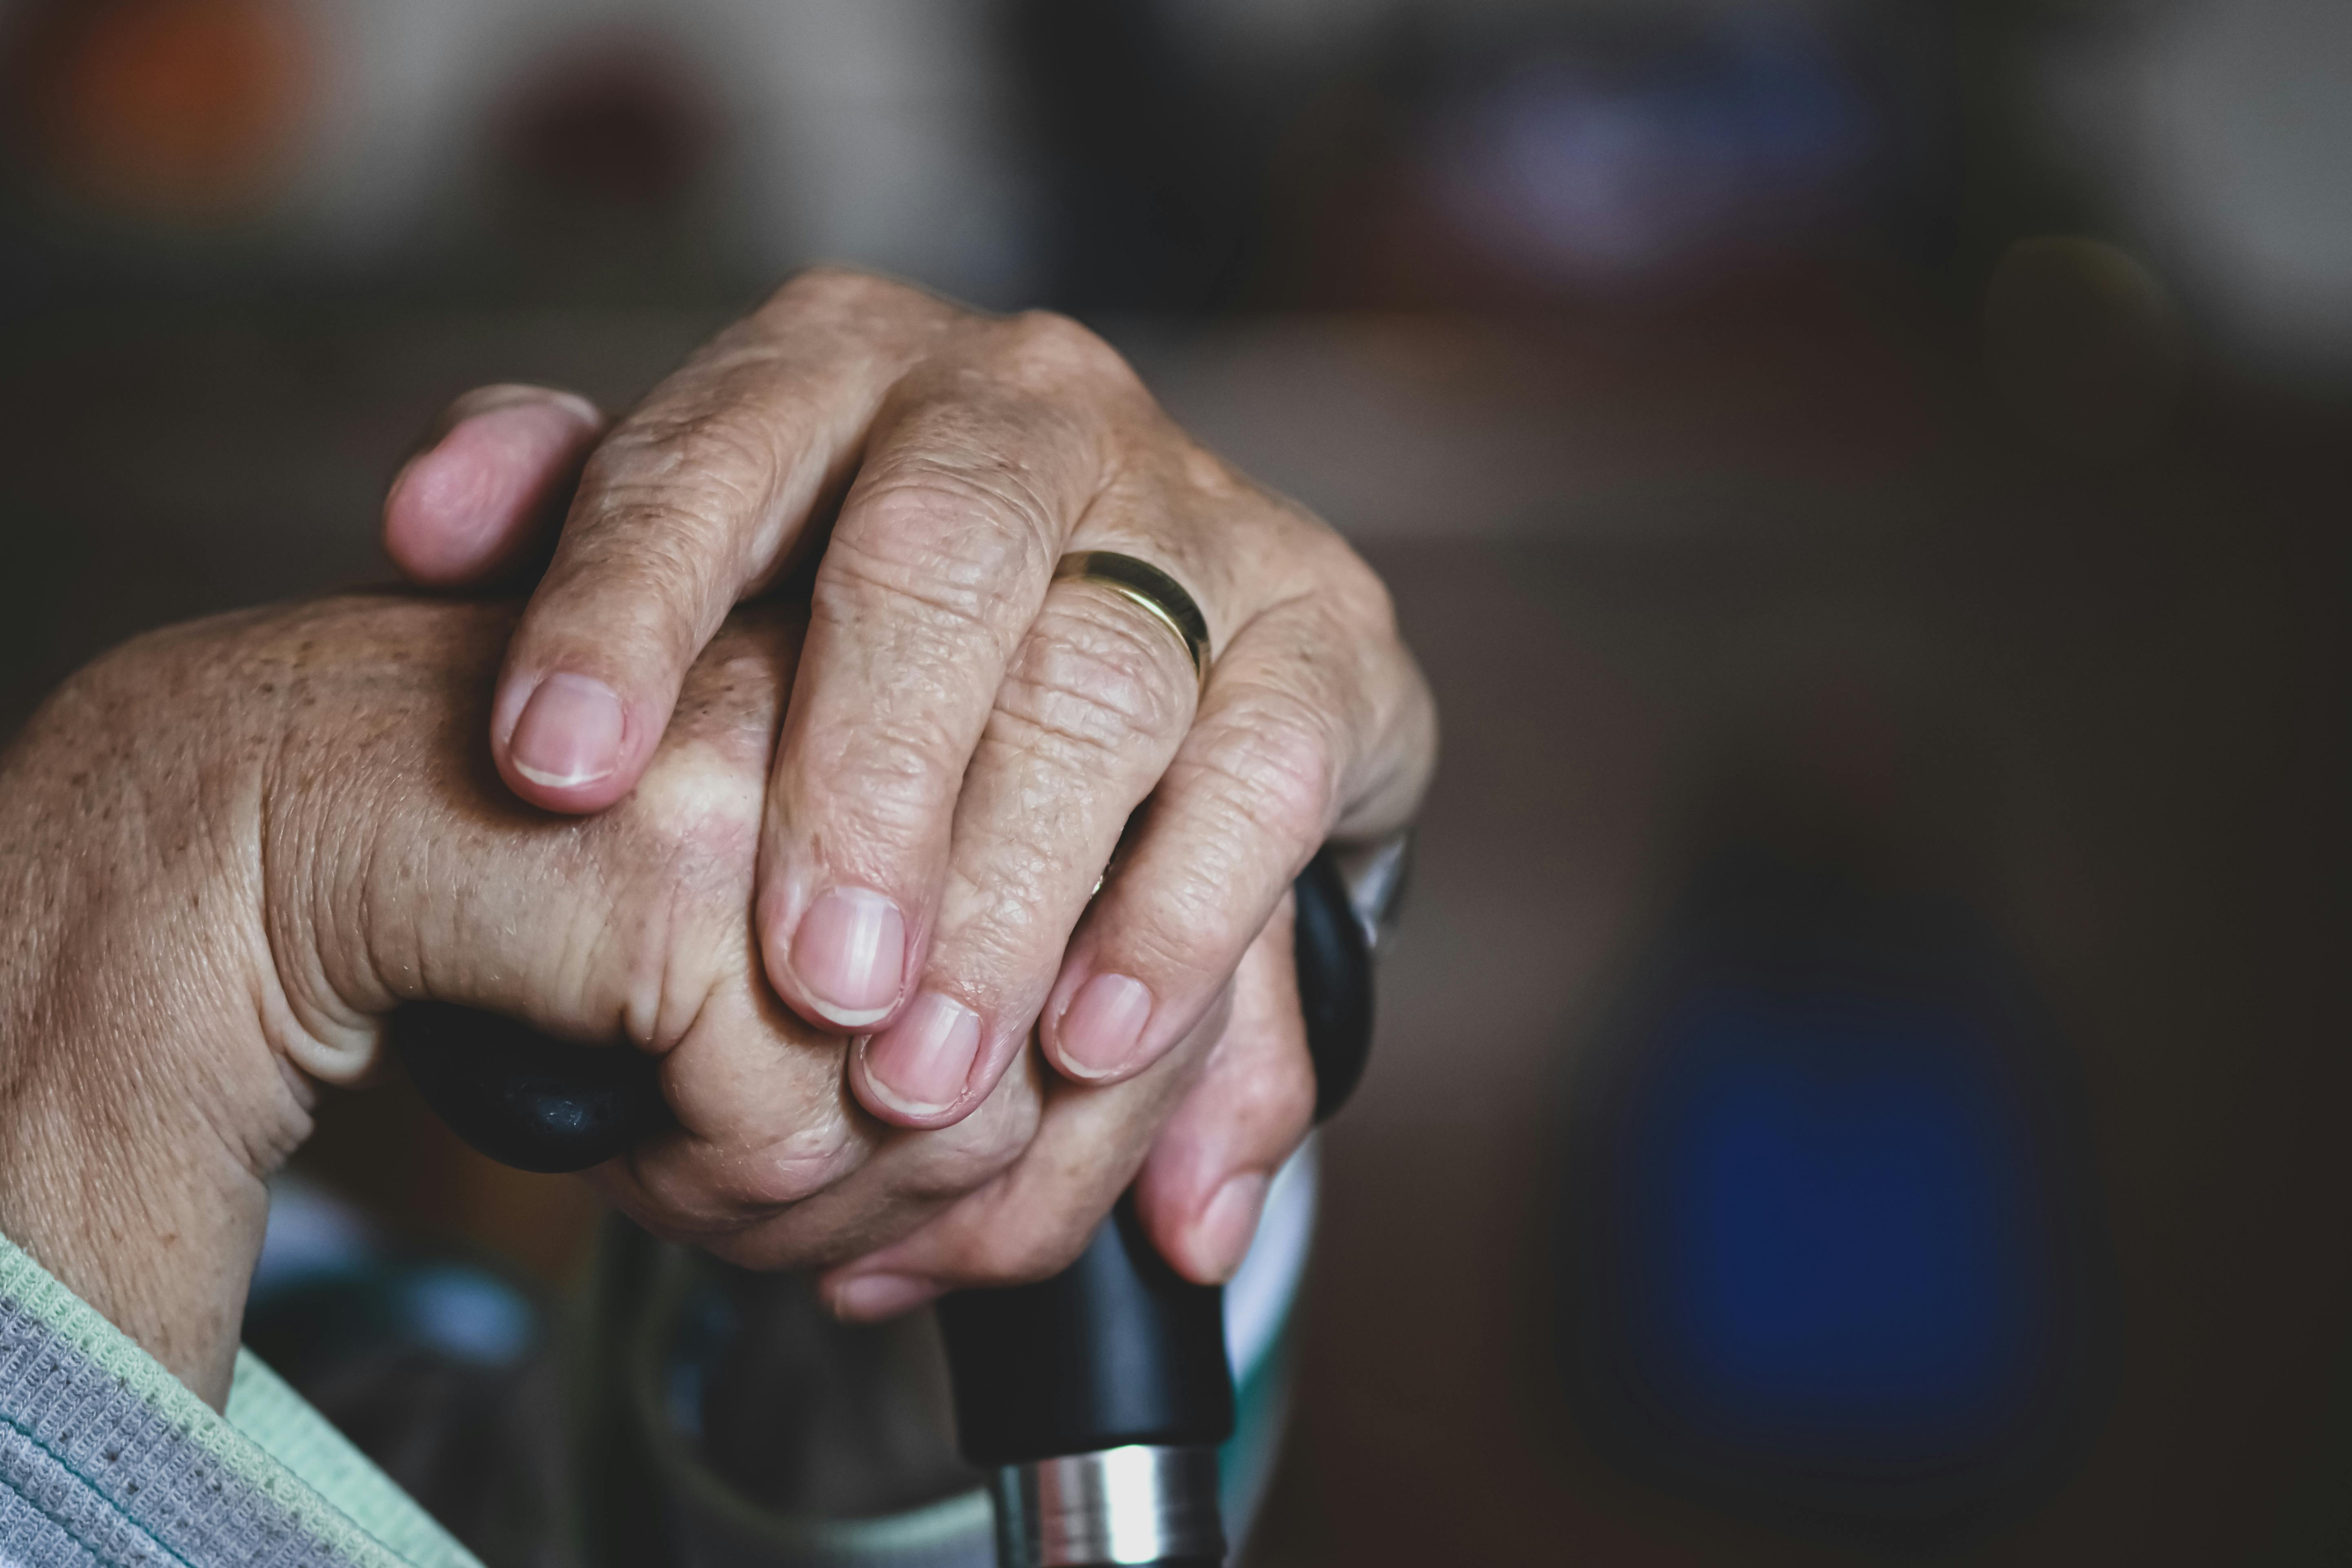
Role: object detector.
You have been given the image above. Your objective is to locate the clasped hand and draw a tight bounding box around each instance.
[0,269,1435,1410]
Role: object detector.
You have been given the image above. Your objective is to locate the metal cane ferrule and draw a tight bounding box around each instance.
[990,1445,1224,1568]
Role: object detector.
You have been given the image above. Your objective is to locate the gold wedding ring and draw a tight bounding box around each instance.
[1052,550,1212,690]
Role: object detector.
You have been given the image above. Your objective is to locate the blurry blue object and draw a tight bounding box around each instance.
[1634,987,2034,1452]
[392,1264,540,1368]
[251,1173,382,1297]
[1560,854,2109,1548]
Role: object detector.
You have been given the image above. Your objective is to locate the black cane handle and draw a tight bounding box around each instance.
[390,1002,672,1174]
[392,845,1375,1504]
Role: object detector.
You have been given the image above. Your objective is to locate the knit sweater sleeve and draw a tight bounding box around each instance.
[0,1231,480,1568]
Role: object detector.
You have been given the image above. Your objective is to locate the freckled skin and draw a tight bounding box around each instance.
[373,269,1438,1324]
[0,596,832,1405]
[384,268,1439,1148]
[0,591,1301,1406]
[0,275,1440,1406]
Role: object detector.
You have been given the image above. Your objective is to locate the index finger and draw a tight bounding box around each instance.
[485,270,952,814]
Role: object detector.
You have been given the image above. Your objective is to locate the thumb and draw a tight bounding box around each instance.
[276,598,791,1086]
[384,384,607,588]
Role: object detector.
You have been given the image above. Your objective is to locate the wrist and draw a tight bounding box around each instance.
[0,619,315,1404]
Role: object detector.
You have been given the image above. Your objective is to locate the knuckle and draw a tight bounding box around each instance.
[603,766,766,1043]
[841,719,965,836]
[1313,532,1400,640]
[791,681,970,848]
[619,1163,747,1245]
[769,263,922,316]
[1174,432,1250,500]
[592,404,772,524]
[1217,487,1395,636]
[823,477,1049,637]
[722,1132,854,1211]
[961,1118,1035,1188]
[998,600,1192,763]
[1003,309,1139,393]
[903,1131,1026,1207]
[615,764,763,907]
[1106,697,1337,978]
[1187,690,1338,852]
[631,1123,855,1233]
[902,1091,1039,1202]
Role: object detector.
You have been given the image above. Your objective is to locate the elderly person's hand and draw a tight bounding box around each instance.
[0,594,1281,1408]
[381,270,1437,1159]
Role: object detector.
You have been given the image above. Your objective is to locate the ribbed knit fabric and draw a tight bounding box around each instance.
[0,1232,480,1568]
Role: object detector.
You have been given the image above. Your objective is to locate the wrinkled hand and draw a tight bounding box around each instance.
[0,594,1320,1405]
[383,269,1437,1158]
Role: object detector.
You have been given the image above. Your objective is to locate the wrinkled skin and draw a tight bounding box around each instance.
[0,597,1309,1408]
[381,270,1440,1195]
[0,271,1439,1417]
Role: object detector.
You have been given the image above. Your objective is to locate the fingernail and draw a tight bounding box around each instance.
[791,887,907,1027]
[1197,1173,1271,1283]
[509,673,624,788]
[1055,972,1153,1079]
[831,1273,937,1321]
[863,992,983,1117]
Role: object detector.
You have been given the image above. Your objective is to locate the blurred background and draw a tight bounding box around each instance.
[1,0,2346,1562]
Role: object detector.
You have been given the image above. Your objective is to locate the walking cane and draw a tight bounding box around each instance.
[392,847,1377,1568]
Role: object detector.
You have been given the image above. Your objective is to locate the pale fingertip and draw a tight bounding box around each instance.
[860,992,982,1120]
[828,1272,940,1322]
[788,886,907,1028]
[508,672,625,789]
[1051,970,1153,1080]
